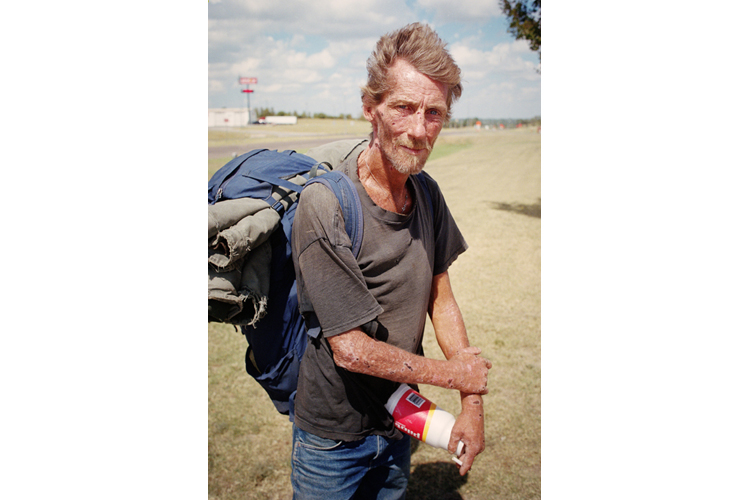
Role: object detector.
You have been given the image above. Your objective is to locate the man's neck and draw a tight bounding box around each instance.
[359,145,410,192]
[357,146,412,214]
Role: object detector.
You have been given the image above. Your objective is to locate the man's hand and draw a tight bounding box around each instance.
[445,347,492,395]
[448,394,485,476]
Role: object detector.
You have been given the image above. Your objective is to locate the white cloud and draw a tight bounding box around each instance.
[208,79,225,94]
[447,37,540,118]
[416,0,502,24]
[452,41,534,81]
[209,0,412,40]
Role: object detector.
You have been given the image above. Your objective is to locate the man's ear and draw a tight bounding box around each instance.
[362,101,376,122]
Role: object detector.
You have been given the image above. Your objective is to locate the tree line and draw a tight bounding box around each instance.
[253,107,539,129]
[446,117,541,129]
[255,107,354,120]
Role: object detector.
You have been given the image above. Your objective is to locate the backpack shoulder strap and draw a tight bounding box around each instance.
[305,170,365,258]
[298,171,364,341]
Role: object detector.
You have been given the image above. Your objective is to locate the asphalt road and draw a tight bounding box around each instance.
[208,135,364,160]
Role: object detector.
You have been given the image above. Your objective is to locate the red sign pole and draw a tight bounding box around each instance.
[239,77,258,124]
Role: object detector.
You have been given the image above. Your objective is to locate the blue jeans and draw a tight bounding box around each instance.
[291,425,411,500]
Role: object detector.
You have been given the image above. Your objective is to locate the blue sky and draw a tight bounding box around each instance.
[208,0,541,119]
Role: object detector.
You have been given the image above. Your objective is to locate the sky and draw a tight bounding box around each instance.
[208,0,541,120]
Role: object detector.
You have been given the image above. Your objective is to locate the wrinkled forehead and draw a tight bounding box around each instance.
[383,59,449,108]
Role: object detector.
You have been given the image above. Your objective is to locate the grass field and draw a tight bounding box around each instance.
[208,121,541,499]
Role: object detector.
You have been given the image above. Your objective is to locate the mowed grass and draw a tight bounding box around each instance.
[208,125,541,499]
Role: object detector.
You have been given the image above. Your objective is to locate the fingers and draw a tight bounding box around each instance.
[457,346,492,372]
[465,356,491,394]
[458,346,482,356]
[458,455,473,476]
[447,433,461,454]
[448,346,492,395]
[456,443,477,476]
[449,420,485,476]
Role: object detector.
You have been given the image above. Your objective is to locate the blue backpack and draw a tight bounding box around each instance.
[208,148,364,417]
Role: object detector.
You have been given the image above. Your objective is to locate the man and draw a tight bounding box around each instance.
[290,22,492,499]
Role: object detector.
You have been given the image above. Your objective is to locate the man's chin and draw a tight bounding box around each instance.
[390,149,430,175]
[392,159,427,175]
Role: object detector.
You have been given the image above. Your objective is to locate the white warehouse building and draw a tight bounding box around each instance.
[208,108,257,127]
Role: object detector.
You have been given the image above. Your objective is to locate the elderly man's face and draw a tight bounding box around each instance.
[365,58,449,175]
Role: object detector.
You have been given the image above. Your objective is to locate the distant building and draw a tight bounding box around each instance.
[259,116,298,125]
[208,108,258,127]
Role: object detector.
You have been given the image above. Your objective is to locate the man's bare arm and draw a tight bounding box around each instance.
[428,270,489,475]
[327,328,490,395]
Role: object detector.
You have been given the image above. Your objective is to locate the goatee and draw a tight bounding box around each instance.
[388,137,433,175]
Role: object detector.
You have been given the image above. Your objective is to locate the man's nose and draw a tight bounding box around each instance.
[407,111,427,141]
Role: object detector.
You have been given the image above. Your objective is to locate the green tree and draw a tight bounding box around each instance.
[500,0,541,63]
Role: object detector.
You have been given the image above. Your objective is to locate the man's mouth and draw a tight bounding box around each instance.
[401,145,424,155]
[398,141,431,156]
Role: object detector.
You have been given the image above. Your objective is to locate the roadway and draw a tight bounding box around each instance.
[208,135,366,160]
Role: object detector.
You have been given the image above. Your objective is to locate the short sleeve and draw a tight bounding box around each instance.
[292,183,383,337]
[419,172,468,275]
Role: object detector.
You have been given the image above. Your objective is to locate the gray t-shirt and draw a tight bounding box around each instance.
[291,155,468,441]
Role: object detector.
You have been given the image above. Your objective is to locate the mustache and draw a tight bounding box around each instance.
[396,137,432,153]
